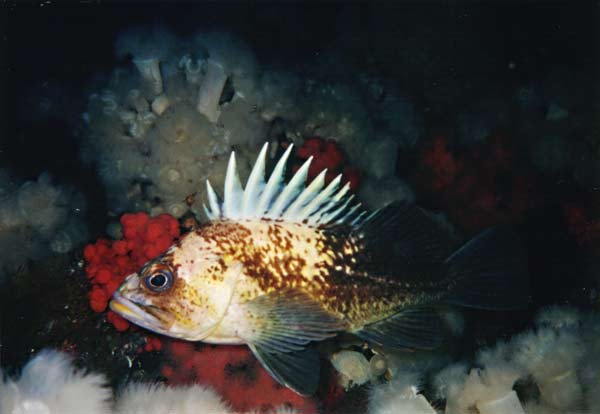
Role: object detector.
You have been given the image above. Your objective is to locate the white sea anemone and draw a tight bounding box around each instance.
[0,172,88,281]
[114,383,231,414]
[512,328,584,409]
[0,350,111,414]
[368,370,435,414]
[442,364,524,414]
[534,305,581,330]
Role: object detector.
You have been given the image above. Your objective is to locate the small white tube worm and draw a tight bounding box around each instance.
[196,59,228,123]
[167,202,188,218]
[476,390,525,414]
[100,92,118,115]
[133,57,163,95]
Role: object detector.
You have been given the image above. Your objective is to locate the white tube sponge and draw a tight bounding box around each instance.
[0,350,112,414]
[115,26,177,95]
[132,58,163,95]
[194,31,258,99]
[196,59,228,123]
[114,383,232,414]
[179,54,204,85]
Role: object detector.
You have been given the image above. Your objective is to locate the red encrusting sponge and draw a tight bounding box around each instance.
[83,212,180,331]
[160,340,319,413]
[415,132,539,233]
[563,203,600,245]
[294,137,361,191]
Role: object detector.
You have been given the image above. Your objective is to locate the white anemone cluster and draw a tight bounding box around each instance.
[0,350,300,414]
[429,306,600,414]
[0,170,87,281]
[81,27,420,218]
[364,306,600,414]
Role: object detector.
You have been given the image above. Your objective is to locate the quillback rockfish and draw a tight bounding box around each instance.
[110,142,529,395]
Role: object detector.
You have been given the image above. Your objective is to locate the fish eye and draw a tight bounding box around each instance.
[144,270,173,292]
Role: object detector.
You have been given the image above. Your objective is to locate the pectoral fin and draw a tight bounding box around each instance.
[240,289,345,353]
[249,343,321,396]
[239,291,344,395]
[354,306,443,350]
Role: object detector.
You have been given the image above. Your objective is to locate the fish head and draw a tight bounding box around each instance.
[110,232,244,341]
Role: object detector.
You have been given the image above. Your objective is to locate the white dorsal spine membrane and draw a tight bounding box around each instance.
[203,142,367,227]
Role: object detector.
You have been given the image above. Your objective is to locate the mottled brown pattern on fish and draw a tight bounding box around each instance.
[187,219,443,328]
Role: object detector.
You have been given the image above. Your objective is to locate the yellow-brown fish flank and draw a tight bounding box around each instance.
[308,228,441,326]
[184,218,446,329]
[198,219,310,292]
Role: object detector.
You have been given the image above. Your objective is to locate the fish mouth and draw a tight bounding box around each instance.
[110,292,173,332]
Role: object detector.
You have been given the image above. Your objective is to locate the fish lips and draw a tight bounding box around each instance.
[110,292,174,333]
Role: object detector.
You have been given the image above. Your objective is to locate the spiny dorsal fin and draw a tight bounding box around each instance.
[203,142,366,227]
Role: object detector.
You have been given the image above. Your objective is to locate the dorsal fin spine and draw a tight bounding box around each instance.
[283,169,327,221]
[322,194,355,223]
[256,144,294,215]
[302,173,342,223]
[269,156,313,218]
[242,142,269,217]
[223,151,243,218]
[206,179,221,219]
[351,211,368,226]
[338,202,362,224]
[314,182,351,222]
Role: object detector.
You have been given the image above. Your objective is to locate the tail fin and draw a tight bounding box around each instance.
[444,226,530,310]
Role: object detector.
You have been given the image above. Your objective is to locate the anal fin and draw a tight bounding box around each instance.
[249,344,321,396]
[354,306,443,350]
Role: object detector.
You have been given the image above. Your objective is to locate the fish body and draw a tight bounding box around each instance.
[110,143,529,395]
